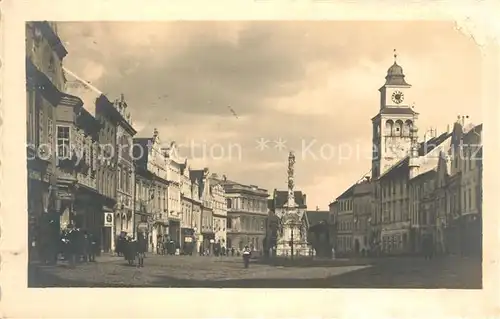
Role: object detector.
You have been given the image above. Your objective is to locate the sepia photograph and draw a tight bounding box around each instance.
[23,20,484,289]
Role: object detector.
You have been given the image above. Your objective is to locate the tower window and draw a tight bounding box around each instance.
[395,120,403,136]
[385,120,394,136]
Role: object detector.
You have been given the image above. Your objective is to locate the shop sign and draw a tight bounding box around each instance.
[104,212,113,227]
[184,237,193,243]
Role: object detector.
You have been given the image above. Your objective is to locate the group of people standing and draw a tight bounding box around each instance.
[154,235,180,255]
[124,231,148,267]
[60,226,99,265]
[114,231,148,267]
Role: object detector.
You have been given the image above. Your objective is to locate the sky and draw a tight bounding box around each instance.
[56,21,483,210]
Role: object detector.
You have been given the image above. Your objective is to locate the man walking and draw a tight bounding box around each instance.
[137,231,147,268]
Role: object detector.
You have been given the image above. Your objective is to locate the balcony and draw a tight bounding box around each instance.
[57,150,79,170]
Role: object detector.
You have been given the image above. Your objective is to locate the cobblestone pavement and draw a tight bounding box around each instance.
[29,254,481,288]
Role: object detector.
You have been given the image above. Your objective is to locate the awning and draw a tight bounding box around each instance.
[103,206,114,212]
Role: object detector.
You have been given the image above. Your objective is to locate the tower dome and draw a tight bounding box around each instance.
[385,62,409,86]
[384,50,410,86]
[387,62,404,77]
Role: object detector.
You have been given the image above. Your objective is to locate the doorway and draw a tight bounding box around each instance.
[101,227,111,253]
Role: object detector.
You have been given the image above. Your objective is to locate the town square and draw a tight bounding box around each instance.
[25,21,482,288]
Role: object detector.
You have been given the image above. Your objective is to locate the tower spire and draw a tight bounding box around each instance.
[393,49,398,63]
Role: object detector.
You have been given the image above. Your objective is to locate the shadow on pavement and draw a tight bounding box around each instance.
[28,256,482,289]
[147,257,482,289]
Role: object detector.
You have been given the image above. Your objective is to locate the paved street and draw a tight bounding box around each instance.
[29,254,481,288]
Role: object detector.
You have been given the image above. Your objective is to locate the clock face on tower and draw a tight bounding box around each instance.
[391,90,404,104]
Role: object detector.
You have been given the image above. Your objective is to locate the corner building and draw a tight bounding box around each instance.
[26,22,67,261]
[221,178,268,253]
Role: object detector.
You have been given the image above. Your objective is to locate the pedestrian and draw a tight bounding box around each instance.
[66,224,77,267]
[423,236,434,260]
[82,230,90,262]
[231,247,235,257]
[88,232,97,262]
[163,237,168,255]
[137,232,147,267]
[116,234,124,257]
[125,237,136,266]
[242,245,251,268]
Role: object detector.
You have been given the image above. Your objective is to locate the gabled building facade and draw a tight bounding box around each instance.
[180,160,196,254]
[189,170,203,253]
[163,142,183,245]
[209,174,228,249]
[133,128,169,253]
[113,94,137,239]
[134,162,155,247]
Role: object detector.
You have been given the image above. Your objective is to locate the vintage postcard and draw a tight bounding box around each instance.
[0,0,499,318]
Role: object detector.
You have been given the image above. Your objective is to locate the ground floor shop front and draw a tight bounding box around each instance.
[444,215,481,257]
[27,163,61,263]
[56,183,116,254]
[381,229,410,255]
[181,228,196,255]
[226,232,265,254]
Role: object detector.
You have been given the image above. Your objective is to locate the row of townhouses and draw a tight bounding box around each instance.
[26,21,271,257]
[329,57,483,257]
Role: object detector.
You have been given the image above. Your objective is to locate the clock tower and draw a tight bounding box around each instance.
[371,50,419,179]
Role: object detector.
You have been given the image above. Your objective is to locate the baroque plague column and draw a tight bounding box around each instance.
[275,151,308,257]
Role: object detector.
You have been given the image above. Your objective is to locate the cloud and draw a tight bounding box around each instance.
[57,21,482,209]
